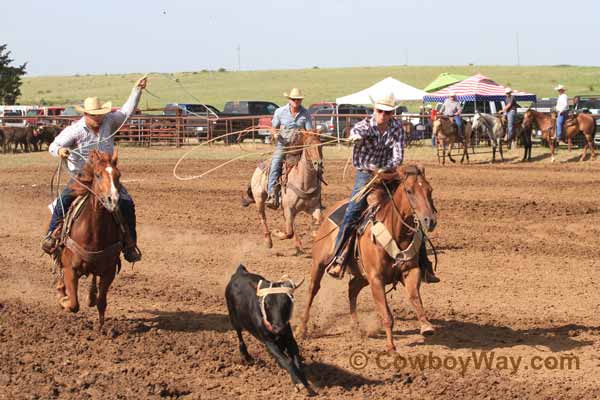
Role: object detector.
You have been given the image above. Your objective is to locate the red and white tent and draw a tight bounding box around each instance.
[423,74,536,102]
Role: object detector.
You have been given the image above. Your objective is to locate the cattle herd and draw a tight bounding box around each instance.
[0,125,62,154]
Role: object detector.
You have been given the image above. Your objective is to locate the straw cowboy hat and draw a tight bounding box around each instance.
[283,88,304,99]
[369,92,400,111]
[554,84,566,91]
[505,87,513,94]
[449,91,457,97]
[76,97,112,115]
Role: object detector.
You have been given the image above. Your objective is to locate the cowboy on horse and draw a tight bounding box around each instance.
[440,91,463,139]
[41,75,148,263]
[554,84,569,143]
[265,88,313,210]
[327,92,439,283]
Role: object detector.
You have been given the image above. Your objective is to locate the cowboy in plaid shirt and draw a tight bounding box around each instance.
[328,93,439,283]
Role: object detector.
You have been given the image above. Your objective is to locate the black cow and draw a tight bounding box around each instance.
[3,126,36,153]
[225,265,314,395]
[34,125,62,151]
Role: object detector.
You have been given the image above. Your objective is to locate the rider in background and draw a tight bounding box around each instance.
[501,87,517,149]
[441,92,462,139]
[327,92,439,283]
[554,84,568,143]
[41,75,148,263]
[265,88,313,209]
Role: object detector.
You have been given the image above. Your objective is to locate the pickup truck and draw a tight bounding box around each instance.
[164,101,279,143]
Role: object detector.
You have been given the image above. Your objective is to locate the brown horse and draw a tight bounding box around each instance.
[55,149,123,328]
[242,131,324,253]
[433,116,472,164]
[298,165,437,352]
[521,109,596,162]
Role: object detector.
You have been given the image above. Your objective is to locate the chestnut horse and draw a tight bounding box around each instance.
[242,131,324,254]
[55,149,124,328]
[432,116,472,165]
[298,165,437,352]
[521,109,596,162]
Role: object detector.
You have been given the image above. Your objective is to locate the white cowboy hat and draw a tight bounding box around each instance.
[75,97,112,115]
[369,92,400,111]
[449,91,457,97]
[283,88,304,99]
[554,84,566,91]
[505,87,513,94]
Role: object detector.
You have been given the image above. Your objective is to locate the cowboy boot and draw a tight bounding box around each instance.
[41,224,62,255]
[265,186,280,210]
[113,206,141,263]
[41,233,57,255]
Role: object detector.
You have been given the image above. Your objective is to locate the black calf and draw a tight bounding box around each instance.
[225,264,314,395]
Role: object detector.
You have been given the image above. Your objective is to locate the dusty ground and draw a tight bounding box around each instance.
[1,144,600,399]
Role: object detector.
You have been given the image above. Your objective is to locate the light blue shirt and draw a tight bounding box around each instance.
[272,104,313,131]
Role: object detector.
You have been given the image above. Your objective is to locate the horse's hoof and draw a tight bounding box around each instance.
[293,248,305,256]
[295,325,307,339]
[386,344,397,353]
[59,296,70,309]
[420,324,435,336]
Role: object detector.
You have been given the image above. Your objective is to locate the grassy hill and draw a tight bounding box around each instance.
[19,65,600,111]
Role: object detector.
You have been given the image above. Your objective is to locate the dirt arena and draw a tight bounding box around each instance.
[1,145,600,399]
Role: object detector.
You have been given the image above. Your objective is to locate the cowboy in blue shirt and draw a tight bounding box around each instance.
[265,88,313,209]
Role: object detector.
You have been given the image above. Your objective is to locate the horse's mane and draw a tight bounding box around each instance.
[68,150,111,196]
[69,161,94,196]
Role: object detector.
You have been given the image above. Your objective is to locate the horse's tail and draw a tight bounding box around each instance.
[241,184,255,207]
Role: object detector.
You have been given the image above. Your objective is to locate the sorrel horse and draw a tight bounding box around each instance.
[242,131,324,254]
[521,109,596,162]
[432,116,472,165]
[55,149,124,328]
[298,165,437,352]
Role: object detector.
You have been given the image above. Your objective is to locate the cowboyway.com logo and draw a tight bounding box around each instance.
[348,351,580,376]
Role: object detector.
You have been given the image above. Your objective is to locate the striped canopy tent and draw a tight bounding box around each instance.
[423,72,469,92]
[423,74,536,102]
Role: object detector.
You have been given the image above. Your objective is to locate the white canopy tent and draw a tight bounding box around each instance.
[336,76,426,105]
[332,77,426,140]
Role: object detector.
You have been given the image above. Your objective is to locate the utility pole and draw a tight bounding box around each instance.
[237,44,241,71]
[515,33,520,66]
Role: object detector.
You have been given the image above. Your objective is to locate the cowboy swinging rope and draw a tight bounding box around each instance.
[171,128,348,181]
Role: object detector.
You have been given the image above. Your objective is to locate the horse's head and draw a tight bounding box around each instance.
[301,131,323,173]
[87,149,121,212]
[471,112,481,131]
[521,109,534,130]
[395,165,437,232]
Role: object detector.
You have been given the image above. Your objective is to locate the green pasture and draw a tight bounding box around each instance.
[19,65,600,112]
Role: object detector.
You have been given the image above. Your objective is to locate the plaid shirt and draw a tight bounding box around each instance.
[349,116,404,171]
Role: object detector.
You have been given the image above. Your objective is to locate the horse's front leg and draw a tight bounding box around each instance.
[368,274,396,351]
[498,138,504,162]
[60,262,80,313]
[310,207,323,239]
[257,198,272,248]
[97,263,117,329]
[403,267,434,336]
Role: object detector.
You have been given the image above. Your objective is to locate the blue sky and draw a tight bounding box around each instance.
[3,0,599,76]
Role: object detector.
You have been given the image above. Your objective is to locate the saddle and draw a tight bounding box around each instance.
[257,150,304,196]
[50,195,124,267]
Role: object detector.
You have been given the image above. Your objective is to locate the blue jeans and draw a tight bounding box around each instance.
[333,171,372,249]
[48,181,137,242]
[453,116,463,138]
[267,140,285,195]
[556,112,566,141]
[506,110,516,141]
